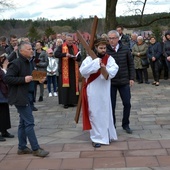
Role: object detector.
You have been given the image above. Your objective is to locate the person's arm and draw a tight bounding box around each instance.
[4,62,25,85]
[54,45,67,58]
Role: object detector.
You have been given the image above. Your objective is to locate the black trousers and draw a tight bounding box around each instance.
[111,84,131,128]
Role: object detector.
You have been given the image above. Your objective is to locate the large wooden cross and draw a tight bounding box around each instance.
[74,15,98,123]
[74,16,109,125]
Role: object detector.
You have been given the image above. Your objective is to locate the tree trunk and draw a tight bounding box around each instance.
[105,0,118,32]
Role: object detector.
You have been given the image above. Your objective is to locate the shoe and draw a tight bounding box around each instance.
[32,106,38,111]
[92,142,101,148]
[53,92,58,97]
[38,96,43,102]
[17,147,32,155]
[63,105,68,109]
[155,82,159,86]
[1,131,14,138]
[152,81,156,85]
[164,77,168,80]
[138,81,143,84]
[145,81,150,84]
[68,104,75,107]
[33,148,49,157]
[0,136,6,142]
[123,126,133,134]
[49,93,52,97]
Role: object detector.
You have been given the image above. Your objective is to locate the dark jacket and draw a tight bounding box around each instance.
[106,42,135,86]
[4,54,31,106]
[120,34,130,49]
[163,40,170,58]
[147,42,162,60]
[5,45,18,62]
[33,50,49,71]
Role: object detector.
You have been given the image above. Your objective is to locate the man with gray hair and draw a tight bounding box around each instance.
[4,41,49,157]
[106,30,135,134]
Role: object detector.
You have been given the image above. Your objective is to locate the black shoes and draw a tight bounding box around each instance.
[0,136,6,142]
[32,106,38,111]
[1,131,14,138]
[145,81,150,84]
[63,105,68,109]
[123,126,133,134]
[38,96,43,102]
[92,142,101,148]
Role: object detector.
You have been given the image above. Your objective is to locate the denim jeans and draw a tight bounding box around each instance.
[111,84,131,128]
[15,104,40,151]
[47,75,57,93]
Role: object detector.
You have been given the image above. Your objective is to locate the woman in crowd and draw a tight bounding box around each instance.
[132,36,149,84]
[0,47,14,141]
[163,31,170,72]
[147,36,162,86]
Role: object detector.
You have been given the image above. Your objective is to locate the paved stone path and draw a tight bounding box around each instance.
[0,79,170,170]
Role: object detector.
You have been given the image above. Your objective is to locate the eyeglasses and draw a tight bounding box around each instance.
[108,37,118,40]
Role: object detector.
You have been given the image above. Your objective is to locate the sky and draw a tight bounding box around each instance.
[0,0,170,21]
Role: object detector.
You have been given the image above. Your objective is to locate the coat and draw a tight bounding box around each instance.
[132,42,148,69]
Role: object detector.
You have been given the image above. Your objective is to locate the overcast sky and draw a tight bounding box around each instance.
[0,0,170,20]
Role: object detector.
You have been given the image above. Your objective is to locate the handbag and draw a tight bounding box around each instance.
[141,58,149,67]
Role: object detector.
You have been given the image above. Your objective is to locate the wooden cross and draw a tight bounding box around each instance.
[74,16,98,123]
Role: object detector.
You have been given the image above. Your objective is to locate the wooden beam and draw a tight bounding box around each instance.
[74,16,98,124]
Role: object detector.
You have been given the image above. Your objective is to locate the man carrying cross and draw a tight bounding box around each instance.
[79,38,119,148]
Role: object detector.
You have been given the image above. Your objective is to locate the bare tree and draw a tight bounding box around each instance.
[105,0,170,31]
[0,0,15,11]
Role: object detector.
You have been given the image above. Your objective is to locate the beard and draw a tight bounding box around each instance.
[97,52,106,58]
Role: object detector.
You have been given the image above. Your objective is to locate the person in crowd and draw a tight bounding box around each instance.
[101,33,109,42]
[130,33,138,51]
[55,34,81,109]
[33,40,48,102]
[79,38,119,148]
[0,36,9,49]
[18,37,38,111]
[116,25,130,48]
[54,38,63,52]
[106,30,135,134]
[163,31,170,72]
[5,34,18,62]
[130,33,139,82]
[4,41,49,157]
[54,38,63,85]
[160,35,169,79]
[147,35,162,86]
[46,48,58,97]
[132,36,149,84]
[0,47,14,142]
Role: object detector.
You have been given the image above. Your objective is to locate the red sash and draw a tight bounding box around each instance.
[82,54,109,130]
[62,43,79,95]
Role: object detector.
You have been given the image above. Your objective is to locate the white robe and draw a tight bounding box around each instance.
[79,55,119,144]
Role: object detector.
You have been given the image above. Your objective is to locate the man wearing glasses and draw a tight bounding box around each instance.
[106,30,135,134]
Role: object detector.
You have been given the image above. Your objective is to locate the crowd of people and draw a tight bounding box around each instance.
[0,27,170,154]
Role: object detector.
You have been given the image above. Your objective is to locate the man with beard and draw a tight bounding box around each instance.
[79,38,119,148]
[55,34,81,108]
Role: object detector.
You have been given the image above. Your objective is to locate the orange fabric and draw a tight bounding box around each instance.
[82,54,109,130]
[62,43,79,95]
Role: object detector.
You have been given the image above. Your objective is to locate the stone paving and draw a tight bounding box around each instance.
[0,79,170,170]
